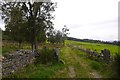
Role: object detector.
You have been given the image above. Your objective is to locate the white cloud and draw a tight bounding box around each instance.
[0,0,119,41]
[0,19,5,30]
[52,0,119,41]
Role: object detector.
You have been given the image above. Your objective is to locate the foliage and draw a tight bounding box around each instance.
[47,26,69,44]
[113,53,120,78]
[90,61,102,70]
[47,29,63,43]
[0,28,1,38]
[36,47,55,64]
[62,25,69,44]
[1,1,57,50]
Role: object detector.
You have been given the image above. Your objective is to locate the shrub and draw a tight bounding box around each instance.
[36,47,54,64]
[90,61,101,70]
[113,53,120,78]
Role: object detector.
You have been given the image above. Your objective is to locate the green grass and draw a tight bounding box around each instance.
[2,40,119,78]
[2,42,32,55]
[4,45,99,78]
[53,46,105,78]
[6,63,65,78]
[2,46,18,55]
[66,40,119,56]
[2,41,63,55]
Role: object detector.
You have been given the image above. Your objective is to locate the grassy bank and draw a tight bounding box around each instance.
[2,40,119,78]
[66,40,119,56]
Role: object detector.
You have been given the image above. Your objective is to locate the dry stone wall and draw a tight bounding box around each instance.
[2,50,35,77]
[67,44,111,62]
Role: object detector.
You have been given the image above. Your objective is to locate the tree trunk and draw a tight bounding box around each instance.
[35,40,38,51]
[31,25,38,53]
[18,41,22,48]
[31,42,34,50]
[33,20,38,52]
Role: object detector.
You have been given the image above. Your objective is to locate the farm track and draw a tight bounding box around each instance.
[53,46,102,78]
[90,70,102,78]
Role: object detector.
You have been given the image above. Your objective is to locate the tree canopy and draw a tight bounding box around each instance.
[1,1,57,50]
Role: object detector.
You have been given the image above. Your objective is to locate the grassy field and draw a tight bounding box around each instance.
[3,40,119,78]
[66,40,119,56]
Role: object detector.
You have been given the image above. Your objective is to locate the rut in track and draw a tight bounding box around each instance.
[53,46,102,78]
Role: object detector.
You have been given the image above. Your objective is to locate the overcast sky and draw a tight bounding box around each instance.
[0,0,119,41]
[52,0,119,41]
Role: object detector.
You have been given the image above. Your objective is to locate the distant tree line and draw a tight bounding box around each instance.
[67,37,120,46]
[47,25,69,44]
[2,25,69,44]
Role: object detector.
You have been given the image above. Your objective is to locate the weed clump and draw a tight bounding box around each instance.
[90,61,102,70]
[35,47,61,64]
[35,47,53,64]
[113,53,120,78]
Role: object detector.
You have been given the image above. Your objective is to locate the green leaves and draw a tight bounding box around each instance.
[1,2,57,47]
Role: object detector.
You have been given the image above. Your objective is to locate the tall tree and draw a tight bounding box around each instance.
[1,1,57,51]
[1,3,26,48]
[62,25,69,44]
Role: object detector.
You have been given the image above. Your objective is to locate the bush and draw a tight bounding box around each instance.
[113,53,120,78]
[90,61,102,70]
[36,47,54,64]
